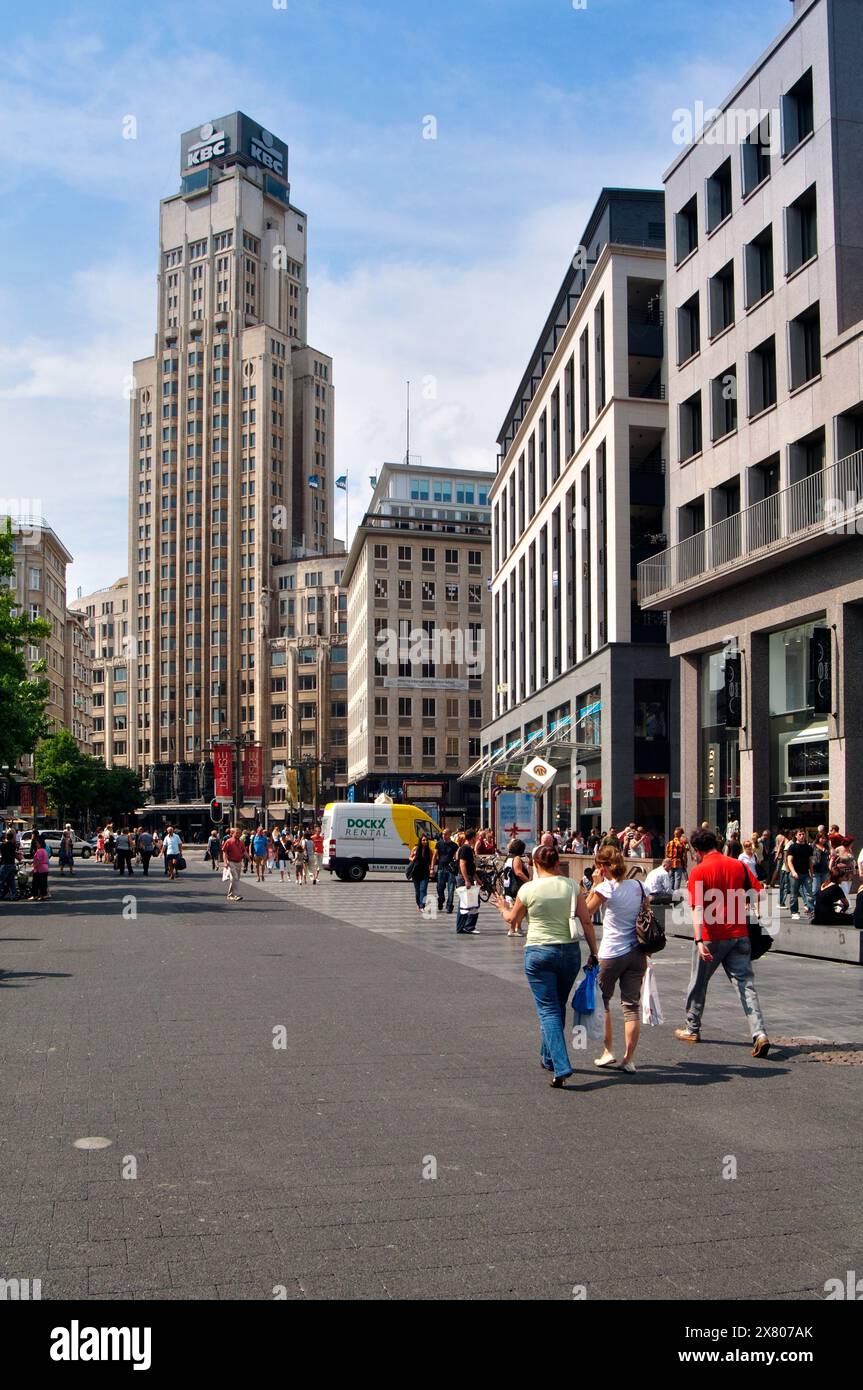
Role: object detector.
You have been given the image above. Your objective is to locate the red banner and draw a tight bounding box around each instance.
[213,745,233,801]
[36,785,47,815]
[243,745,263,801]
[19,785,33,814]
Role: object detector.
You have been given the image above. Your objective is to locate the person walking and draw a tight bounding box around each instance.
[310,826,323,885]
[772,832,789,899]
[95,829,105,863]
[492,844,599,1087]
[115,827,134,876]
[162,825,183,881]
[0,828,22,901]
[785,829,814,920]
[501,838,531,934]
[584,844,649,1073]
[431,827,458,914]
[455,829,480,934]
[241,829,252,875]
[739,839,759,878]
[205,829,221,871]
[273,828,289,881]
[293,833,307,885]
[674,829,771,1057]
[252,826,269,882]
[829,837,855,903]
[407,833,433,913]
[57,827,75,876]
[137,827,155,876]
[222,827,245,902]
[30,833,51,901]
[811,832,830,898]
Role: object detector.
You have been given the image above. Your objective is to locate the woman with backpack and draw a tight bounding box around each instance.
[502,838,531,935]
[584,844,649,1073]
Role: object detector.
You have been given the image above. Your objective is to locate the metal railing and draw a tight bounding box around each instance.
[638,450,863,604]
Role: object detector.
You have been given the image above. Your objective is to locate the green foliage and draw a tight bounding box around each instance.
[0,520,51,767]
[33,731,143,824]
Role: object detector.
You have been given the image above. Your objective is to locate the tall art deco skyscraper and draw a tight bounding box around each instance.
[128,114,335,808]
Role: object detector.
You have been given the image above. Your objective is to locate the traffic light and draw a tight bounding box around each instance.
[210,799,224,823]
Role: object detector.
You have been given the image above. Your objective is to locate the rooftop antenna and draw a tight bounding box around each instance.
[405,380,410,466]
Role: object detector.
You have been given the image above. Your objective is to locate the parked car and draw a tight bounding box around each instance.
[21,830,93,859]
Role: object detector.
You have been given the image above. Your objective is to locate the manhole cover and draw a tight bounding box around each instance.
[774,1037,863,1066]
[73,1137,113,1150]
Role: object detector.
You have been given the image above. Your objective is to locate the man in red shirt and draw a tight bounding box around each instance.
[674,829,771,1057]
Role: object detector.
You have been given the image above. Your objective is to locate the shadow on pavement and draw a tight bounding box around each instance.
[0,968,73,988]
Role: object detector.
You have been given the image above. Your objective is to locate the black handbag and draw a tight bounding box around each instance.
[747,918,773,961]
[636,882,667,954]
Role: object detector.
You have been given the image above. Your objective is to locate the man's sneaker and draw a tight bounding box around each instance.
[752,1034,771,1058]
[621,1060,637,1073]
[791,912,800,920]
[674,1027,700,1044]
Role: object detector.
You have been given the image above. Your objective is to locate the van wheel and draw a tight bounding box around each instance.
[346,861,367,883]
[335,870,349,882]
[80,847,92,859]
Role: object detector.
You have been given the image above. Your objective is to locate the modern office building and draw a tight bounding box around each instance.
[479,189,677,838]
[127,113,335,817]
[69,577,133,767]
[266,549,349,820]
[638,0,863,836]
[343,462,493,827]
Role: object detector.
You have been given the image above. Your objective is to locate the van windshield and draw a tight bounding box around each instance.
[413,818,439,841]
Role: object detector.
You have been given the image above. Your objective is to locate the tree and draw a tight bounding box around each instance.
[0,519,51,769]
[91,764,143,824]
[33,730,95,824]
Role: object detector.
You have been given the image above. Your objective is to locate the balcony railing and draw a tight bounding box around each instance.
[638,451,863,606]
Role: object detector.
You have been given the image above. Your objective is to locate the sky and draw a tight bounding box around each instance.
[0,0,792,596]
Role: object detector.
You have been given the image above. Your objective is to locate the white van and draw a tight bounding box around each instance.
[321,802,441,882]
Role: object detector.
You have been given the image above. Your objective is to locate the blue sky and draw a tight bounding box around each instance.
[0,0,791,594]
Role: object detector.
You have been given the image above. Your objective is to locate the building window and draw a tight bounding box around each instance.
[674,194,698,263]
[710,366,737,441]
[705,156,732,232]
[708,260,735,337]
[747,336,777,417]
[788,303,821,390]
[422,736,436,757]
[679,391,703,462]
[677,292,700,364]
[740,114,772,195]
[781,68,814,157]
[398,735,412,758]
[785,184,817,275]
[743,225,774,307]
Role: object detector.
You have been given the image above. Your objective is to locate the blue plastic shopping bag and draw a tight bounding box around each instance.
[573,963,598,1014]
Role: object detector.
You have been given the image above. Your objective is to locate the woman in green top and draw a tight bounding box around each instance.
[492,846,599,1086]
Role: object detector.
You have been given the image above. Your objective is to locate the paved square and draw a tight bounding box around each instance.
[0,857,860,1300]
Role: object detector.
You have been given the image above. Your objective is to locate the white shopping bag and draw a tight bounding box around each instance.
[640,959,664,1027]
[573,1007,605,1043]
[222,866,232,883]
[455,884,480,912]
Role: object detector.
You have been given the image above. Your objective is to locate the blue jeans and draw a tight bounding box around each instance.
[788,873,813,914]
[524,942,581,1081]
[0,863,19,900]
[437,866,456,911]
[811,870,826,899]
[778,867,790,905]
[671,867,685,891]
[685,937,766,1039]
[413,876,430,910]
